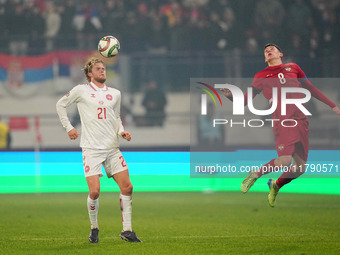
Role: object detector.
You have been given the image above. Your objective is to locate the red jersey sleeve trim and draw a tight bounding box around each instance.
[299,76,307,82]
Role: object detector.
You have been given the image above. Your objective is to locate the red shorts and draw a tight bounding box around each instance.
[274,119,309,162]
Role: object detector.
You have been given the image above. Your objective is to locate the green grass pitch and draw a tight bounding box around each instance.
[1,192,339,254]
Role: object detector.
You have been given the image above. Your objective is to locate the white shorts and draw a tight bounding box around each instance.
[82,148,128,178]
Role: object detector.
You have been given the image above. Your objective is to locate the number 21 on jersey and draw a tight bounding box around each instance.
[98,107,107,119]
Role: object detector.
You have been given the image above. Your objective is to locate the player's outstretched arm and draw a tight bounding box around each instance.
[303,80,339,115]
[301,79,336,109]
[332,106,340,115]
[121,131,131,141]
[68,128,79,140]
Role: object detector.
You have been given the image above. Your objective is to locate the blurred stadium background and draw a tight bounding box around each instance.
[0,1,339,254]
[0,0,339,193]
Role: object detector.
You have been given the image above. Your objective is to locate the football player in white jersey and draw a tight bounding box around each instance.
[56,57,141,243]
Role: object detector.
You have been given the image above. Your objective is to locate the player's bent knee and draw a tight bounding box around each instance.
[121,183,133,195]
[89,190,100,200]
[283,159,292,167]
[276,157,292,167]
[126,183,133,194]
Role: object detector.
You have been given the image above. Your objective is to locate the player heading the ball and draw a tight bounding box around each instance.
[222,43,340,207]
[56,57,141,243]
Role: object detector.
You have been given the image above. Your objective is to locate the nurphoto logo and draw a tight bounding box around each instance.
[197,82,312,128]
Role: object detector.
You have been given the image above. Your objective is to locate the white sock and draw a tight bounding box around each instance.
[120,194,132,231]
[87,196,99,229]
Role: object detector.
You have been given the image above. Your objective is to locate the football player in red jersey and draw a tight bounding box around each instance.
[222,43,340,207]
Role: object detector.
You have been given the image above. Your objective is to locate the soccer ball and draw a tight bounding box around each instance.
[98,36,120,58]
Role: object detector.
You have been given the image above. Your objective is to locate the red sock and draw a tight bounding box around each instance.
[276,166,295,188]
[256,159,277,178]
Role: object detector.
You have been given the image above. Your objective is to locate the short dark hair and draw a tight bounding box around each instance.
[264,43,282,52]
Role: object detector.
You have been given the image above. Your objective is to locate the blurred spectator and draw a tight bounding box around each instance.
[245,38,259,54]
[84,3,102,48]
[317,7,340,77]
[205,11,224,51]
[73,2,102,50]
[142,81,167,126]
[73,3,86,48]
[286,34,309,57]
[0,117,11,150]
[188,4,209,52]
[134,2,152,51]
[44,2,61,52]
[241,36,263,77]
[198,102,224,147]
[183,0,209,7]
[286,0,313,45]
[27,2,45,55]
[170,13,189,51]
[160,0,184,28]
[123,11,141,52]
[219,7,238,49]
[232,0,258,29]
[147,15,169,52]
[312,0,340,10]
[58,0,76,49]
[0,0,9,51]
[254,0,285,46]
[319,9,339,50]
[100,0,125,36]
[308,28,321,58]
[209,0,234,15]
[243,28,258,51]
[8,4,29,55]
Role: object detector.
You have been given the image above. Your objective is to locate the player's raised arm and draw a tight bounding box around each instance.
[293,63,338,114]
[300,78,338,111]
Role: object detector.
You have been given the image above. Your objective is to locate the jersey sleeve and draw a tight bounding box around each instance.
[56,85,83,132]
[294,63,336,108]
[293,63,307,82]
[251,73,264,91]
[244,73,262,106]
[113,91,125,136]
[301,79,336,108]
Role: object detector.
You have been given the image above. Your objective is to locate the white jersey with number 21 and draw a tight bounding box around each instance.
[56,82,125,150]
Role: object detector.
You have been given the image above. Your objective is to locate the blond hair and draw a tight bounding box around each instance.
[83,57,105,82]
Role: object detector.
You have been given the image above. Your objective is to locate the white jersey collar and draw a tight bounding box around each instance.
[89,82,108,91]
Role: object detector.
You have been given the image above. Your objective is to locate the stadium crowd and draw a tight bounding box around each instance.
[0,0,339,56]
